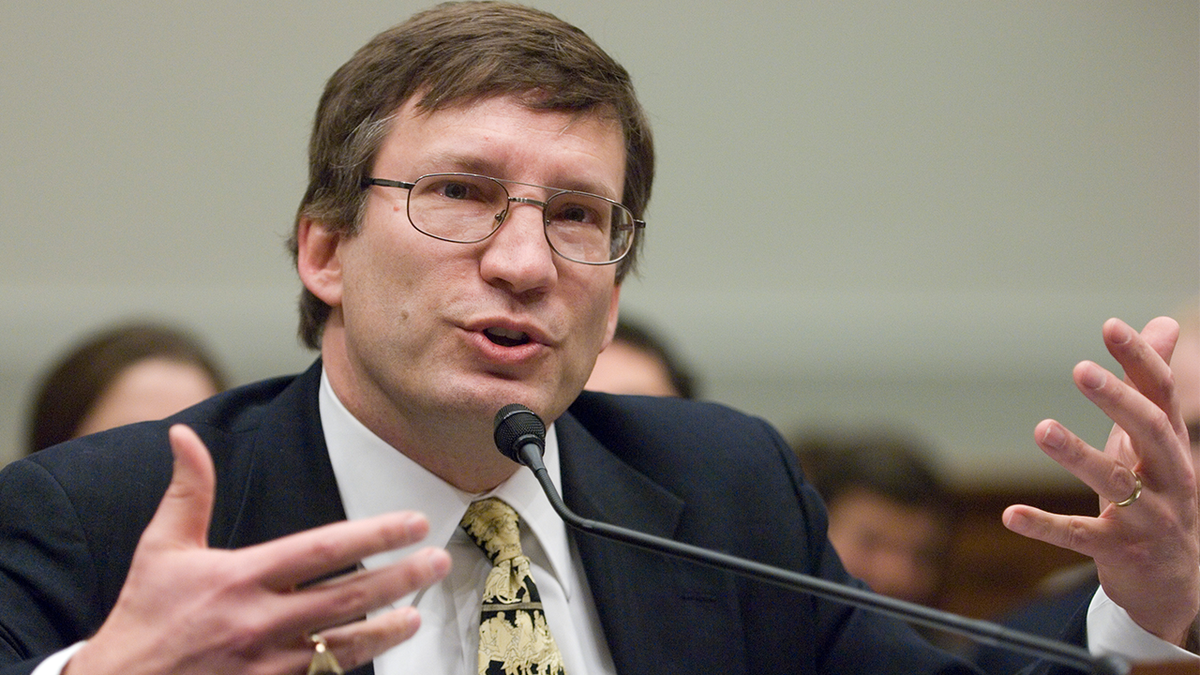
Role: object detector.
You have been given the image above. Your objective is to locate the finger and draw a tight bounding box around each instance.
[1072,360,1184,484]
[1001,504,1111,559]
[1134,316,1180,365]
[247,511,436,590]
[1102,317,1180,416]
[307,603,426,671]
[284,546,451,634]
[140,424,217,551]
[1034,419,1141,506]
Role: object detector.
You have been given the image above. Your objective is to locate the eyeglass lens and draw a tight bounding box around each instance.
[406,174,634,263]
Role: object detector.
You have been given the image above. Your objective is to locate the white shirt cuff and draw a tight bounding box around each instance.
[1087,583,1198,662]
[29,641,86,675]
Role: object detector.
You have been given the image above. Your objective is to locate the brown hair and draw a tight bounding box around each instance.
[287,1,655,348]
[26,321,228,454]
[612,319,698,399]
[790,430,950,513]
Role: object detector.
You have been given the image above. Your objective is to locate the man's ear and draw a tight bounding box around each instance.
[295,217,343,307]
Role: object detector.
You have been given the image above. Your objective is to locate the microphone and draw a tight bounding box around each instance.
[493,403,1129,675]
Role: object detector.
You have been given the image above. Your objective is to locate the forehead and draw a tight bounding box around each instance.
[376,95,626,197]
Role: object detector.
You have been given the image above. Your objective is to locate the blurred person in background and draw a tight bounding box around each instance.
[584,318,697,398]
[25,320,228,455]
[1175,297,1199,459]
[792,429,955,607]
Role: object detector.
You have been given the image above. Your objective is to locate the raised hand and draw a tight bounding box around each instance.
[1003,317,1199,646]
[64,424,452,675]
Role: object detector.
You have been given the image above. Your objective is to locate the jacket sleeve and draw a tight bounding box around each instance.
[0,432,167,675]
[0,458,101,674]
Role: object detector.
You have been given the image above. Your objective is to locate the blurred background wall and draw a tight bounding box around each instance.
[1,1,1196,486]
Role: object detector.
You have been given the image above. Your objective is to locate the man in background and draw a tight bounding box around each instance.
[792,430,954,607]
[584,319,696,398]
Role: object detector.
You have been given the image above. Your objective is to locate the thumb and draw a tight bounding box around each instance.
[140,424,216,551]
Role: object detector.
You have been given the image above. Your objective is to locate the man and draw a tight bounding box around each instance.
[792,431,953,607]
[0,3,1195,675]
[1177,299,1200,460]
[585,319,697,398]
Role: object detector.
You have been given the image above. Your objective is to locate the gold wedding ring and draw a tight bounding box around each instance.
[1113,471,1143,507]
[307,634,344,675]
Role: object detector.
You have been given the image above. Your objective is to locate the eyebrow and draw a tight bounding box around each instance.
[410,151,621,201]
[414,151,494,177]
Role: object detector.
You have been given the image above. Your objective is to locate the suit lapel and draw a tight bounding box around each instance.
[210,362,347,549]
[556,402,746,675]
[204,362,375,675]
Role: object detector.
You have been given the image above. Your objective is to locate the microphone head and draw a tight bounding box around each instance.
[493,403,547,465]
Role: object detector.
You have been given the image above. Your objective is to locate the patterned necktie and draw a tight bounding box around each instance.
[460,498,567,675]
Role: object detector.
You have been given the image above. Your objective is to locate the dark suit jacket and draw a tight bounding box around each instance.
[0,361,1067,674]
[973,571,1099,675]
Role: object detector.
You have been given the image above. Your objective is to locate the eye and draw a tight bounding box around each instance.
[437,180,482,201]
[558,204,595,223]
[547,196,605,226]
[417,175,502,204]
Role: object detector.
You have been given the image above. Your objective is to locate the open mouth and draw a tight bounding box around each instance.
[484,327,532,347]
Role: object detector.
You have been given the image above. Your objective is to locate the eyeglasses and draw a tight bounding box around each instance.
[362,173,644,265]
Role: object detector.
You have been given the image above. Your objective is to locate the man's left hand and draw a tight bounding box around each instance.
[1004,317,1199,647]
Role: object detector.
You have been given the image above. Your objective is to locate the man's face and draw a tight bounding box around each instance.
[586,340,680,397]
[1172,326,1199,468]
[305,95,625,443]
[826,489,950,606]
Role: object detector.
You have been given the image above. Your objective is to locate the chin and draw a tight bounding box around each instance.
[445,380,540,419]
[445,366,581,426]
[484,385,574,427]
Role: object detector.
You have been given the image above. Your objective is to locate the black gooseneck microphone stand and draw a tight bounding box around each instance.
[492,403,1129,675]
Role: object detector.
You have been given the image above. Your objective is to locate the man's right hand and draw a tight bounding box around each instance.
[64,424,452,675]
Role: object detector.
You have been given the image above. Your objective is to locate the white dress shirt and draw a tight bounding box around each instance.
[320,372,617,675]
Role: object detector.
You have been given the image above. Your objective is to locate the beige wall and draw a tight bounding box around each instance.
[1,1,1196,486]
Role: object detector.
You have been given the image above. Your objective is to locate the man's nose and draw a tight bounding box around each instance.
[478,199,557,294]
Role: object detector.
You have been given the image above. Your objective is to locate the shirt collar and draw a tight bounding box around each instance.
[318,369,575,598]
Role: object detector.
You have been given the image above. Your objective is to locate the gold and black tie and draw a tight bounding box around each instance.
[460,498,567,675]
